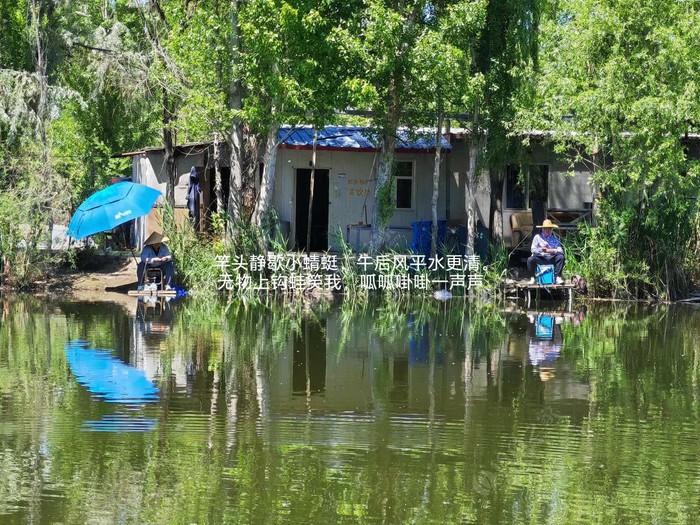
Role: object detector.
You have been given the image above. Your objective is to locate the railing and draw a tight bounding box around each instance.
[546,209,593,231]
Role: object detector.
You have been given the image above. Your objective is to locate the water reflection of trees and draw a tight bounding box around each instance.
[2,298,700,523]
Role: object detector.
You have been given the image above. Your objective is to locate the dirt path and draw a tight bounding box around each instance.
[42,254,141,312]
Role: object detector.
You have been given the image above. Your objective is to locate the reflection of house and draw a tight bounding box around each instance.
[266,311,594,422]
[130,301,189,390]
[120,126,601,250]
[269,311,487,417]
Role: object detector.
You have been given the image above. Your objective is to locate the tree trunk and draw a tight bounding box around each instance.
[369,134,396,253]
[590,136,601,226]
[227,125,244,222]
[242,132,259,218]
[30,0,52,249]
[306,128,318,253]
[465,49,481,258]
[431,113,443,258]
[445,119,451,222]
[213,133,223,213]
[465,139,479,257]
[253,123,280,232]
[488,166,504,247]
[226,0,245,234]
[163,90,176,207]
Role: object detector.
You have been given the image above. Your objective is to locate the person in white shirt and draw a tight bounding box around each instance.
[528,219,565,284]
[138,231,175,289]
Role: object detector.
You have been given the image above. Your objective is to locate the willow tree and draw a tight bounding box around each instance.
[132,1,194,206]
[236,0,293,232]
[0,0,82,279]
[55,1,160,204]
[345,0,489,254]
[472,0,542,246]
[407,1,485,256]
[280,1,361,252]
[523,0,700,298]
[158,0,252,229]
[240,0,361,238]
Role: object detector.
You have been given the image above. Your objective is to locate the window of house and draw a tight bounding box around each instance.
[528,165,549,205]
[394,160,413,209]
[505,164,549,209]
[506,165,526,209]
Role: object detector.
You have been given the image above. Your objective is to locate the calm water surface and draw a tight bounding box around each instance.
[1,297,700,524]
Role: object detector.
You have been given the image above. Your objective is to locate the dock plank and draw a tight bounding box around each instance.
[127,290,177,297]
[505,280,575,309]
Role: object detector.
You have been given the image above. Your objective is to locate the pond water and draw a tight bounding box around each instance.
[1,297,700,524]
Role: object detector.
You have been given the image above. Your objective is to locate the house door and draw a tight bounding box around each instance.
[295,169,329,251]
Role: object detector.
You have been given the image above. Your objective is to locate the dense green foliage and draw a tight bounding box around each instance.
[520,0,700,298]
[1,0,699,296]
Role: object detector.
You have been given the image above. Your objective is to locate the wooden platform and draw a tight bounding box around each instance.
[506,280,575,309]
[503,306,580,320]
[127,289,177,298]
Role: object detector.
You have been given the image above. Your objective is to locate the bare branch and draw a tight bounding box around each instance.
[70,41,119,55]
[150,0,170,31]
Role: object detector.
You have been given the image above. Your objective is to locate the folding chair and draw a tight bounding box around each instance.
[145,267,164,290]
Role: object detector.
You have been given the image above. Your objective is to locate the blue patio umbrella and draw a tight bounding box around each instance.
[67,181,162,240]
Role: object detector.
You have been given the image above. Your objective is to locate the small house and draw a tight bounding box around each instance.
[120,126,596,252]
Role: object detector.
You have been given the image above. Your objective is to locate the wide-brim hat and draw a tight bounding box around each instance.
[537,219,559,229]
[144,231,169,245]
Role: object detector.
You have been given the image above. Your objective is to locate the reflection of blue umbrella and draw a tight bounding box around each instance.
[82,414,157,433]
[65,341,159,404]
[67,182,161,240]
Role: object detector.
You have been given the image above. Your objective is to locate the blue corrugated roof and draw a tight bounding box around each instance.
[279,126,452,151]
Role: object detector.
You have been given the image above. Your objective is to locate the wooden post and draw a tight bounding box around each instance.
[306,128,318,254]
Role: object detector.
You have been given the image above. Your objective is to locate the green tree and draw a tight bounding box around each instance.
[338,0,424,253]
[407,1,485,256]
[53,0,160,204]
[241,0,361,237]
[526,0,700,298]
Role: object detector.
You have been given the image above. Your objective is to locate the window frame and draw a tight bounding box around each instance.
[394,159,415,211]
[504,164,549,210]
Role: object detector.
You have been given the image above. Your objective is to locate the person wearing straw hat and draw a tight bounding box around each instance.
[528,219,565,285]
[138,231,175,290]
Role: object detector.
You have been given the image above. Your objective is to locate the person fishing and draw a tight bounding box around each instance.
[528,219,565,285]
[138,231,175,290]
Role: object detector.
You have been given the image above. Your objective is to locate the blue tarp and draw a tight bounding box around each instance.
[65,341,159,404]
[279,126,453,151]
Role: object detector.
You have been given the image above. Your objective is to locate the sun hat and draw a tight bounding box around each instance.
[537,219,559,229]
[144,231,168,245]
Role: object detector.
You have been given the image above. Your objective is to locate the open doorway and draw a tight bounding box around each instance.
[295,169,329,251]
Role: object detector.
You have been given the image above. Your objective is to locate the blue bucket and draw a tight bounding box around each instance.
[535,314,554,339]
[410,220,447,258]
[536,264,555,285]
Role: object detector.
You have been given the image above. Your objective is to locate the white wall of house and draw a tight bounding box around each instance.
[274,147,448,251]
[447,138,594,246]
[134,151,207,207]
[131,151,208,248]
